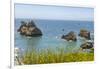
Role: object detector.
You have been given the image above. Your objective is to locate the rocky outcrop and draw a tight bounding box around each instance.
[78,29,91,40]
[61,31,77,41]
[17,20,42,37]
[80,42,93,50]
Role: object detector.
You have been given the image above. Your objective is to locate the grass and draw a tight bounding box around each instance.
[21,48,94,64]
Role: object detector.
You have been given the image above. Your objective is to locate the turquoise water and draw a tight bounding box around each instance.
[15,19,94,53]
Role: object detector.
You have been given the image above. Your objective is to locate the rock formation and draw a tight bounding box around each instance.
[80,42,93,50]
[17,20,42,37]
[78,29,91,40]
[61,31,77,41]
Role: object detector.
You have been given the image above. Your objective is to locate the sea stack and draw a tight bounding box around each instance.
[61,31,77,41]
[78,29,91,40]
[80,42,93,50]
[17,20,42,37]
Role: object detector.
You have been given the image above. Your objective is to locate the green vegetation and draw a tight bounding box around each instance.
[21,49,94,64]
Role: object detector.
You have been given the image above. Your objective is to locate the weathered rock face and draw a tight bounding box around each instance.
[80,42,93,49]
[61,31,77,41]
[78,29,91,40]
[17,20,42,37]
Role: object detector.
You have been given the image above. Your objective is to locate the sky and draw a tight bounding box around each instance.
[15,4,94,21]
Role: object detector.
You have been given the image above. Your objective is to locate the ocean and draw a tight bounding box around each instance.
[15,19,94,53]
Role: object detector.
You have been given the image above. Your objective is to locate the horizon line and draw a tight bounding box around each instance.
[15,17,94,22]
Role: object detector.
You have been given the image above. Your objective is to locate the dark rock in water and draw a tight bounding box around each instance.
[17,20,42,37]
[78,29,91,40]
[80,42,93,49]
[61,31,77,41]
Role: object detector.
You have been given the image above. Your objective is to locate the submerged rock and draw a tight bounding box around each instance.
[78,29,91,40]
[61,31,77,41]
[80,42,93,50]
[17,20,42,37]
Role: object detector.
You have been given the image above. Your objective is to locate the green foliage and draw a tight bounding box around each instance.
[21,48,94,64]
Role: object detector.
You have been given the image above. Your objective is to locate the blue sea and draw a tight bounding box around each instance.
[15,19,94,53]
